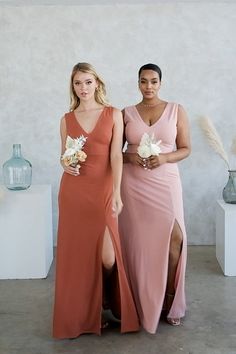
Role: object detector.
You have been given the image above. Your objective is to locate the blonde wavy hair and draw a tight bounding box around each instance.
[69,62,109,111]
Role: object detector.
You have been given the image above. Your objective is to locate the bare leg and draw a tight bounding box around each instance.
[102,227,115,311]
[101,228,120,327]
[102,227,115,270]
[165,221,183,325]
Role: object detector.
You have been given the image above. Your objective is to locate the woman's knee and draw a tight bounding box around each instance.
[102,255,115,270]
[169,226,183,259]
[102,228,115,269]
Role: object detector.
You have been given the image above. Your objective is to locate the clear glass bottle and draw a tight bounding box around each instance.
[2,144,32,190]
[222,170,236,204]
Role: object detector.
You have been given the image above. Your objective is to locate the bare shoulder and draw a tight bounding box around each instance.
[112,106,122,115]
[60,115,68,137]
[112,107,123,122]
[60,114,66,127]
[60,114,66,122]
[177,104,188,123]
[177,103,187,114]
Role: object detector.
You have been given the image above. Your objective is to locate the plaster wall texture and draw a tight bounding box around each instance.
[0,2,235,244]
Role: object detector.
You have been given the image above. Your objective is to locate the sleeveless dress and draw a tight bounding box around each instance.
[119,103,187,334]
[53,106,139,339]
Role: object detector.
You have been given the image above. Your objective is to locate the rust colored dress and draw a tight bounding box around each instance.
[53,106,139,339]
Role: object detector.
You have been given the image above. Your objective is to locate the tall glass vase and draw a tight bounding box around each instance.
[2,144,32,190]
[222,170,236,204]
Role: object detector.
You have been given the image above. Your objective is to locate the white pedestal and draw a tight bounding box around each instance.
[216,199,236,276]
[0,185,53,279]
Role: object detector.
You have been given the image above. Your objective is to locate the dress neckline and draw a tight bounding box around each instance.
[73,107,106,135]
[134,102,170,128]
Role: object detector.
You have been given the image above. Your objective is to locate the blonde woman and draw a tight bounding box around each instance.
[53,62,139,338]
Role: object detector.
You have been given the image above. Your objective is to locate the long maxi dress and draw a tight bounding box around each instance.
[53,106,139,339]
[119,102,187,334]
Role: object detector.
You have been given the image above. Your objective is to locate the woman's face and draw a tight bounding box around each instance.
[73,71,98,101]
[138,69,161,99]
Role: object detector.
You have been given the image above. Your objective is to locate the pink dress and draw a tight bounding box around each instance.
[119,102,187,334]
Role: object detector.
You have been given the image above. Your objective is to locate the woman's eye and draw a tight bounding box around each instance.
[140,80,158,85]
[86,80,92,85]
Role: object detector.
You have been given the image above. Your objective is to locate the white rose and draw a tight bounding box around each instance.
[137,145,151,158]
[139,132,150,146]
[150,142,161,156]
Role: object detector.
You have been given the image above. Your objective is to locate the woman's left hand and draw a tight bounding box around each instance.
[112,191,123,217]
[146,154,167,169]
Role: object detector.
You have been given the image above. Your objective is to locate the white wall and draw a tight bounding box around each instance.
[0,1,236,244]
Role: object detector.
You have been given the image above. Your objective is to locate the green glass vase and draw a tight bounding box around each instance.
[2,144,32,190]
[222,170,236,204]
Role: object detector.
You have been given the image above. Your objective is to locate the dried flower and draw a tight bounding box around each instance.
[61,135,87,172]
[198,116,230,168]
[230,137,236,156]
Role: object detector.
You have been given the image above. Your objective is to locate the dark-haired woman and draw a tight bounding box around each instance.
[119,63,191,333]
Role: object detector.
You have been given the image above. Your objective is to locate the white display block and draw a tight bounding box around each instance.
[0,185,53,279]
[216,199,236,276]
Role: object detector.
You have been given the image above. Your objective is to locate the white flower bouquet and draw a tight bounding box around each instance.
[137,132,162,158]
[61,135,87,171]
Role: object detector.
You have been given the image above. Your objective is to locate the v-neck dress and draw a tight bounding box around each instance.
[53,106,139,338]
[119,103,187,334]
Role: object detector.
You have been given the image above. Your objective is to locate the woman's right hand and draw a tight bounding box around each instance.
[123,152,145,167]
[60,160,80,176]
